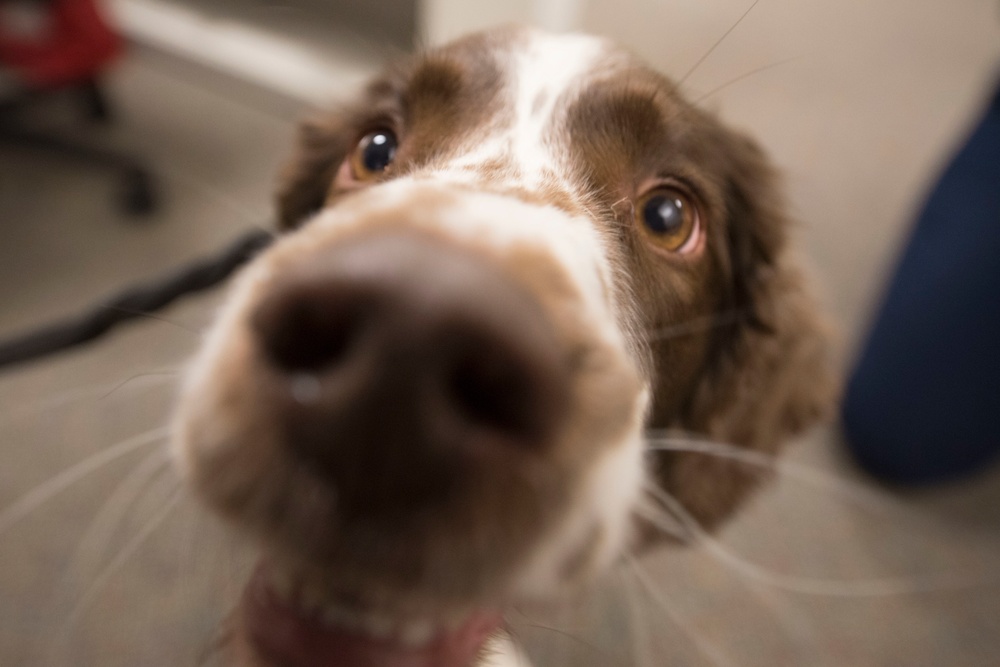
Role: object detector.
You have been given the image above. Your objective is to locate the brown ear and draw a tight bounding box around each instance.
[650,131,836,533]
[275,112,354,230]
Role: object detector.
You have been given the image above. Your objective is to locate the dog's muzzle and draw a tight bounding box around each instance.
[173,180,647,667]
[250,231,572,522]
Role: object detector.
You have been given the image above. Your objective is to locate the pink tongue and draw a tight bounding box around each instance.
[242,567,502,667]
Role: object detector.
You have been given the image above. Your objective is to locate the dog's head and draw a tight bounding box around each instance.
[172,26,831,667]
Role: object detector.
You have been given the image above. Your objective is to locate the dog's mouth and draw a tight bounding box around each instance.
[242,562,503,667]
[174,206,650,666]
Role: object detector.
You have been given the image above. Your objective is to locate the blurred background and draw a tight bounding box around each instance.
[0,0,998,665]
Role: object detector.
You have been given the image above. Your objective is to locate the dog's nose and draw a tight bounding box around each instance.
[251,233,570,482]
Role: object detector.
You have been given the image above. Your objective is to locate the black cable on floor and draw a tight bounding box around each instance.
[0,229,275,370]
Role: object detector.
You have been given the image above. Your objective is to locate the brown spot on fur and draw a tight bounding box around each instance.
[194,176,645,606]
[182,27,836,667]
[562,61,834,535]
[290,187,643,469]
[208,27,834,632]
[466,156,521,185]
[277,47,834,542]
[275,30,510,229]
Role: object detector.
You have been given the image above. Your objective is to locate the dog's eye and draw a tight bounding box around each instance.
[350,129,398,180]
[637,187,701,253]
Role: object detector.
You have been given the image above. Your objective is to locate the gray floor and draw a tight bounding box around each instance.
[1,4,999,666]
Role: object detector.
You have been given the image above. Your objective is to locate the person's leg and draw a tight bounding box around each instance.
[842,76,1000,485]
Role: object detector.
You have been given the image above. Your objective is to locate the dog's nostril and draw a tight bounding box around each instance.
[250,233,571,474]
[446,349,545,445]
[252,284,363,373]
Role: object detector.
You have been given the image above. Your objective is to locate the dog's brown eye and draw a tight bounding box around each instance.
[350,129,398,180]
[637,187,701,253]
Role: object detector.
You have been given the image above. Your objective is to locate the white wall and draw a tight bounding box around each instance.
[419,0,585,45]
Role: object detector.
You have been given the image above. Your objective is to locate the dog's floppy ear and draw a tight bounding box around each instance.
[275,112,354,230]
[651,130,836,532]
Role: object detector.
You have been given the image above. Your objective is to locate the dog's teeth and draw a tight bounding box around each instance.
[398,620,436,647]
[296,593,451,648]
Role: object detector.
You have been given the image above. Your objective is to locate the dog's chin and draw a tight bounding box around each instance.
[239,559,505,667]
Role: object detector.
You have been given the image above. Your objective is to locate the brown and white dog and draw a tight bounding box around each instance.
[172,25,832,667]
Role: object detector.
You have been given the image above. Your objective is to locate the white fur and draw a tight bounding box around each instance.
[276,178,646,596]
[482,636,534,667]
[508,31,605,189]
[442,30,606,193]
[175,31,654,663]
[178,175,648,597]
[306,177,621,345]
[171,254,271,478]
[514,389,648,599]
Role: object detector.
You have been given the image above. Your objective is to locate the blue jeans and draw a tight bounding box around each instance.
[842,76,1000,485]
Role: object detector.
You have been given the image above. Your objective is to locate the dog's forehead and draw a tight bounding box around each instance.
[429,29,620,191]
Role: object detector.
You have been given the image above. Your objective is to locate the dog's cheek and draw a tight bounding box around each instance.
[649,255,833,535]
[579,409,648,573]
[513,379,648,597]
[173,344,270,520]
[171,264,290,522]
[276,113,357,230]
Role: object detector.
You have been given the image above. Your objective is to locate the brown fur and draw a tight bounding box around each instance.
[277,33,508,230]
[274,46,832,541]
[560,66,834,532]
[184,26,834,667]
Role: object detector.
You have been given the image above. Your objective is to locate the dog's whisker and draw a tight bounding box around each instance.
[0,373,177,428]
[644,434,907,515]
[98,369,181,400]
[0,386,100,427]
[0,426,170,536]
[521,621,615,660]
[157,164,277,232]
[738,577,824,659]
[619,568,654,667]
[555,619,572,667]
[197,610,239,667]
[677,0,761,87]
[98,305,200,334]
[644,310,745,342]
[642,484,1000,597]
[145,25,837,666]
[64,484,184,626]
[691,56,803,105]
[608,194,634,218]
[633,497,688,541]
[70,447,174,580]
[500,625,532,667]
[48,480,185,664]
[174,494,205,572]
[626,557,739,667]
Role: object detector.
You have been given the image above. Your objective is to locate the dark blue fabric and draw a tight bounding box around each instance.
[842,77,1000,485]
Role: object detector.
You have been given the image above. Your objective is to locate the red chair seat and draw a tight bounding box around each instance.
[0,0,122,88]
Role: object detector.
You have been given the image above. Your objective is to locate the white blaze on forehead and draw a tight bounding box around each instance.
[508,30,606,187]
[443,30,607,191]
